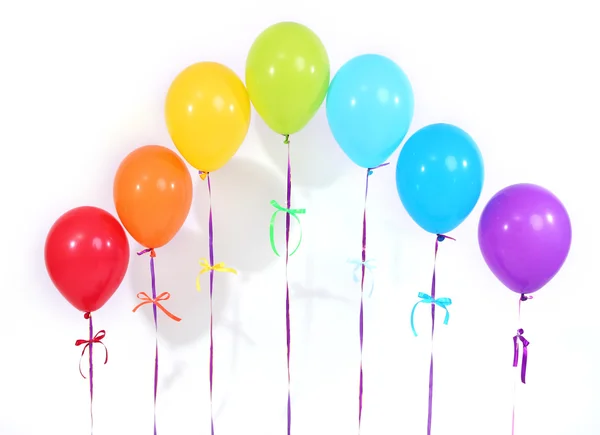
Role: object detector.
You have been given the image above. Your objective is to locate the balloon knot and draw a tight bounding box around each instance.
[283,134,290,145]
[520,294,532,302]
[149,249,156,258]
[437,234,446,242]
[84,312,91,320]
[198,171,209,181]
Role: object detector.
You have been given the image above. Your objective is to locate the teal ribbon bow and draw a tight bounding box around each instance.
[269,200,306,257]
[348,259,376,297]
[410,292,452,337]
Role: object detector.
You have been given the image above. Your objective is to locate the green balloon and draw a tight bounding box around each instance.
[246,22,330,135]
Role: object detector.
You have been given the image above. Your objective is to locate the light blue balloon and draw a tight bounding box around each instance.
[326,54,414,168]
[396,123,484,234]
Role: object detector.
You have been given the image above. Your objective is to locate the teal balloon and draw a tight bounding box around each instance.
[326,54,414,168]
[396,123,484,234]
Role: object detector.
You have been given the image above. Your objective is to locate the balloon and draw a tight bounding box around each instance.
[396,123,484,234]
[113,145,193,249]
[44,206,130,312]
[326,54,414,168]
[165,62,251,173]
[478,183,572,294]
[245,21,330,135]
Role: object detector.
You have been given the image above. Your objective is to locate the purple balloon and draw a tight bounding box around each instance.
[478,183,571,294]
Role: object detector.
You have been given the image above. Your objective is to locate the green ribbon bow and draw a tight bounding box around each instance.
[269,200,306,257]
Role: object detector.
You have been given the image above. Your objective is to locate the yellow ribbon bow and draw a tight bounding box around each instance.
[196,258,238,291]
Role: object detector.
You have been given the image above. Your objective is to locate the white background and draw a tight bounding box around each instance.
[0,1,598,434]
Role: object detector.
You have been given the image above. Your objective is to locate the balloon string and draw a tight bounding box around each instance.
[74,312,108,435]
[357,162,388,432]
[268,136,306,258]
[284,135,292,435]
[197,171,239,435]
[426,234,455,435]
[511,294,532,435]
[136,248,163,435]
[207,173,215,435]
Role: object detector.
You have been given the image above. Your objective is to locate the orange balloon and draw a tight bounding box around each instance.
[113,145,193,249]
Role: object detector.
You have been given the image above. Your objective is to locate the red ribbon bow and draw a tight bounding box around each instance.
[75,330,108,378]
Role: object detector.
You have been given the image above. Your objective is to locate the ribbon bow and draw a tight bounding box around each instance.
[269,200,306,257]
[132,291,182,322]
[348,259,376,297]
[513,328,529,384]
[196,258,238,291]
[410,292,452,337]
[75,330,108,378]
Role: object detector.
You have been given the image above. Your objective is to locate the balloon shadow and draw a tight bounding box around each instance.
[128,226,224,347]
[292,282,353,326]
[294,248,353,320]
[213,296,257,419]
[253,108,353,191]
[192,157,281,276]
[128,222,257,398]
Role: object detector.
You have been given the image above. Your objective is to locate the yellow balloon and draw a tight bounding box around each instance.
[165,62,251,173]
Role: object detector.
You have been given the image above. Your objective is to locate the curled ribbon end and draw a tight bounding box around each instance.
[137,248,156,258]
[436,234,457,243]
[367,163,389,176]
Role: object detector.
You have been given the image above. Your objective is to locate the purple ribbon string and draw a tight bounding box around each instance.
[87,313,94,435]
[137,248,159,435]
[74,312,108,435]
[283,135,292,435]
[426,234,455,435]
[357,162,388,431]
[511,295,532,435]
[203,172,216,435]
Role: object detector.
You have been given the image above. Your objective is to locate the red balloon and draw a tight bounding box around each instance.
[44,206,130,312]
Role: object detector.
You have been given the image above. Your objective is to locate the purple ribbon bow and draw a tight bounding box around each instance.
[513,328,529,384]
